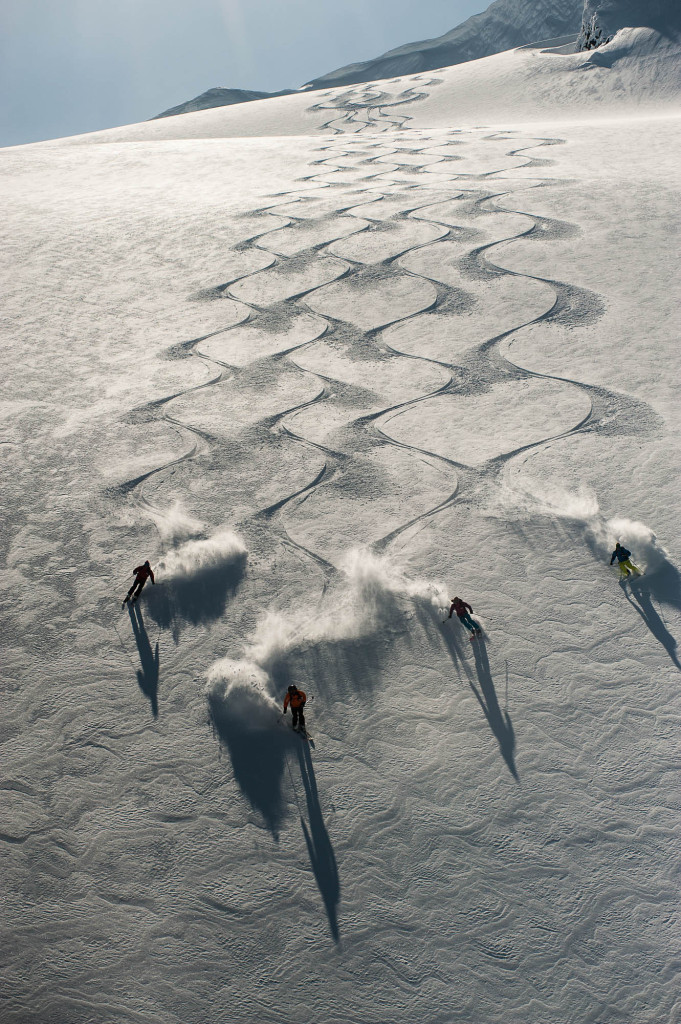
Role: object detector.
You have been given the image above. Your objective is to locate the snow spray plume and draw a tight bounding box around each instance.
[145,529,248,634]
[206,658,291,840]
[340,547,404,629]
[340,547,450,626]
[206,658,280,733]
[158,529,247,578]
[214,549,415,703]
[149,502,205,545]
[509,480,600,520]
[238,550,403,659]
[247,610,303,674]
[206,547,453,729]
[589,516,670,574]
[518,479,672,577]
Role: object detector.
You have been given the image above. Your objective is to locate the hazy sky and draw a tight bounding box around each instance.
[0,0,488,147]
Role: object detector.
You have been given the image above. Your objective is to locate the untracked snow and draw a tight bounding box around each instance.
[1,13,681,1024]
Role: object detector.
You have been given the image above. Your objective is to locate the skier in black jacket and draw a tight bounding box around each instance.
[123,561,155,607]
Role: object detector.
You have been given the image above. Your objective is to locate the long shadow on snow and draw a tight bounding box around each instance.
[296,741,340,942]
[144,551,247,641]
[128,603,159,718]
[414,606,518,778]
[638,559,681,613]
[621,576,681,671]
[415,603,471,684]
[208,689,294,841]
[470,639,518,781]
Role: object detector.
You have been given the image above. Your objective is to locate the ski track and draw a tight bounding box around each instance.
[90,85,675,1006]
[121,78,658,580]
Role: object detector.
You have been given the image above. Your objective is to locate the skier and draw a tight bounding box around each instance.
[122,560,155,607]
[448,596,482,637]
[609,542,642,579]
[283,684,307,733]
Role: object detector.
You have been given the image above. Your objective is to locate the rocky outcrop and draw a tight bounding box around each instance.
[580,0,681,42]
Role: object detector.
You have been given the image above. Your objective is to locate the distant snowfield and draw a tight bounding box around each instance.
[2,27,681,1024]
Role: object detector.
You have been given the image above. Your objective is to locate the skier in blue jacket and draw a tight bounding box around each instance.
[609,542,642,579]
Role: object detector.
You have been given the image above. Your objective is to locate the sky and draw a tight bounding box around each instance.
[0,0,487,148]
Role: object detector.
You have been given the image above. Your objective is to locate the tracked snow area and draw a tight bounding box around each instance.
[2,26,681,1024]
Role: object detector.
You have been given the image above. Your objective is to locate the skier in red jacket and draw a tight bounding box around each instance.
[122,560,155,607]
[447,596,482,637]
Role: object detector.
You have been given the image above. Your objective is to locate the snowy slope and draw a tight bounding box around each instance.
[2,23,681,1024]
[60,22,681,145]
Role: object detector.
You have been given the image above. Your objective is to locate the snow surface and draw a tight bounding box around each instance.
[2,24,681,1024]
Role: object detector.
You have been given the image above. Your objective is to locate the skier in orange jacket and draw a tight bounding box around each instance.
[123,560,155,607]
[283,684,307,732]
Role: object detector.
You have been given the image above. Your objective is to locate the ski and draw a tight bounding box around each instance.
[294,727,314,747]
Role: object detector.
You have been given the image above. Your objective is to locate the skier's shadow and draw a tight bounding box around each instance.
[128,604,159,717]
[428,613,517,778]
[622,578,681,670]
[469,640,518,781]
[296,741,340,943]
[427,610,473,683]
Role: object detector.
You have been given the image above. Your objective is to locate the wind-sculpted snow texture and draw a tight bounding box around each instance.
[2,65,681,1024]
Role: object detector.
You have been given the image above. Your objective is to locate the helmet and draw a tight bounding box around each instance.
[287,685,297,694]
[144,559,150,565]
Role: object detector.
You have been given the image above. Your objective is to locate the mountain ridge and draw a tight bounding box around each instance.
[154,86,294,120]
[153,0,680,120]
[154,0,584,118]
[304,0,583,88]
